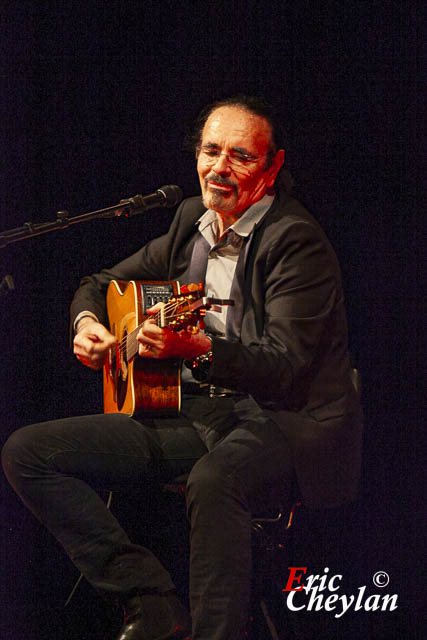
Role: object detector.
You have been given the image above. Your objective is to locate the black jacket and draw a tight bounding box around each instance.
[71,190,362,507]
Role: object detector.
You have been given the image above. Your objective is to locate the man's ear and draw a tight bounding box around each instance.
[266,149,285,187]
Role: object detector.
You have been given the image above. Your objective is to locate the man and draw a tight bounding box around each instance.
[2,96,362,639]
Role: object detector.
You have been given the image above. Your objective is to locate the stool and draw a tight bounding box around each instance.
[251,503,302,639]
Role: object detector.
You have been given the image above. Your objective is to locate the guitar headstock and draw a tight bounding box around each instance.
[151,283,233,334]
[166,284,206,333]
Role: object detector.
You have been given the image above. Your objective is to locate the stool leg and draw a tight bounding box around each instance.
[260,598,281,639]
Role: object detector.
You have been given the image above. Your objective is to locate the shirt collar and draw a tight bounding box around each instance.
[197,193,275,238]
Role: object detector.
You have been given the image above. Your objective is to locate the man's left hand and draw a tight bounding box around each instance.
[137,303,211,360]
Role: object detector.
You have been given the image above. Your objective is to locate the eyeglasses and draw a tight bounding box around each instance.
[198,145,269,170]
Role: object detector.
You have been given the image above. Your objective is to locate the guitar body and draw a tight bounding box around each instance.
[103,280,182,417]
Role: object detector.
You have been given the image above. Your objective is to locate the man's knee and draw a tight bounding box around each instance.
[185,451,246,515]
[187,453,222,494]
[2,425,39,487]
[2,429,23,485]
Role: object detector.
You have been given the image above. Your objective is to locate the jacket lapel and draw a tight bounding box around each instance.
[226,234,253,341]
[185,232,210,285]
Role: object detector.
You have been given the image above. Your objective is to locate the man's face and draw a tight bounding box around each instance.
[197,106,284,219]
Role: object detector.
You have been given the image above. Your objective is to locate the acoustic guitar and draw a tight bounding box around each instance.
[103,280,231,416]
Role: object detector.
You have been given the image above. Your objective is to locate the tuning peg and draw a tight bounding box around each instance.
[187,325,199,334]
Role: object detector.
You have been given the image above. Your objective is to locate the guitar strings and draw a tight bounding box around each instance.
[114,298,198,356]
[118,300,192,355]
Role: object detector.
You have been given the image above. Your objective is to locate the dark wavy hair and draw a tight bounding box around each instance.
[190,94,294,193]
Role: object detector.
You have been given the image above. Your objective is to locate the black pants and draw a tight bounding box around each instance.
[2,393,293,640]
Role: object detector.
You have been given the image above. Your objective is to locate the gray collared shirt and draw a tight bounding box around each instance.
[196,193,274,337]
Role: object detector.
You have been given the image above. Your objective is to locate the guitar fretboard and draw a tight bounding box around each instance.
[118,293,206,362]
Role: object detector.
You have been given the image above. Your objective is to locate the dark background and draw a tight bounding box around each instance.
[0,1,422,638]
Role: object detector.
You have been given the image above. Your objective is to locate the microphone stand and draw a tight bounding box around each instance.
[0,202,132,299]
[0,199,137,249]
[0,188,182,300]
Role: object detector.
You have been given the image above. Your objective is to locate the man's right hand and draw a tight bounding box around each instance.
[73,319,116,370]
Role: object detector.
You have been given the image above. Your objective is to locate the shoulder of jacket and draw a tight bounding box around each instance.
[180,195,206,216]
[169,195,206,231]
[260,191,320,233]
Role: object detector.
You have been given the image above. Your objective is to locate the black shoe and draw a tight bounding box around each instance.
[116,592,191,640]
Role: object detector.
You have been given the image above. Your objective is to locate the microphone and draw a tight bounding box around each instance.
[120,185,183,216]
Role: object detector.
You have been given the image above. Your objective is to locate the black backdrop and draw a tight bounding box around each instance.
[0,2,421,639]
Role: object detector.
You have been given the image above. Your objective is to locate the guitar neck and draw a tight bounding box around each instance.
[124,295,233,361]
[123,297,198,361]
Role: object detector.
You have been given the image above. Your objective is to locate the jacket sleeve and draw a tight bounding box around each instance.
[208,217,344,407]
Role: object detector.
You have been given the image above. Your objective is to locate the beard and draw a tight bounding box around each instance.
[202,173,238,212]
[202,188,238,213]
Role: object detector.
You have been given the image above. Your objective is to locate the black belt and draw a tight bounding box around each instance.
[182,382,247,398]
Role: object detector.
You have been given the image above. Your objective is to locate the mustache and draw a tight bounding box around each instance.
[205,173,238,194]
